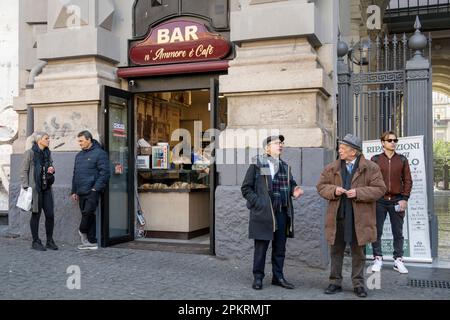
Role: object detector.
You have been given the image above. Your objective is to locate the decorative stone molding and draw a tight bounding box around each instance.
[406,70,429,80]
[98,0,115,31]
[37,0,120,63]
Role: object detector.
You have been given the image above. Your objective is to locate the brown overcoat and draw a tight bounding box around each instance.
[316,155,386,246]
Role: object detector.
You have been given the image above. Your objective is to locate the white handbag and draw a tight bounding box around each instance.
[17,187,33,211]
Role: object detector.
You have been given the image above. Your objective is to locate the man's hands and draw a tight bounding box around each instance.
[345,189,357,199]
[293,186,304,199]
[47,167,55,174]
[335,187,357,199]
[398,200,408,211]
[335,187,347,196]
[71,189,97,202]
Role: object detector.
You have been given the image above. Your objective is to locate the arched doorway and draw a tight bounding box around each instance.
[433,90,450,264]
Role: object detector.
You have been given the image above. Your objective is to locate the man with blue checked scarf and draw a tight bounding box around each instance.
[241,135,304,291]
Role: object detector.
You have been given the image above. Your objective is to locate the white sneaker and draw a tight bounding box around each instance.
[394,258,408,274]
[78,230,88,245]
[77,242,98,250]
[371,256,383,272]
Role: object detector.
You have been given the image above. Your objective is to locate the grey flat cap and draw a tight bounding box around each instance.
[339,133,362,151]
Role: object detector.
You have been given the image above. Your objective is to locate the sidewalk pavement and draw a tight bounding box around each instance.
[0,237,449,300]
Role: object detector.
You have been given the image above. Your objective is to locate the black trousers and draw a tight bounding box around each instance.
[371,200,405,259]
[78,191,99,243]
[329,218,366,288]
[30,189,54,242]
[253,207,288,281]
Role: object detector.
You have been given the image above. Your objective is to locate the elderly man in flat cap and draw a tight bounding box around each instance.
[316,134,386,298]
[242,135,304,290]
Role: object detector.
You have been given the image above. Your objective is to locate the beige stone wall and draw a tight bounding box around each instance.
[339,0,364,46]
[219,37,334,149]
[16,57,120,152]
[13,0,129,154]
[33,103,100,152]
[12,112,28,152]
[340,0,390,43]
[26,58,118,104]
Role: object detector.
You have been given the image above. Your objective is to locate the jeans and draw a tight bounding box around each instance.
[371,200,405,259]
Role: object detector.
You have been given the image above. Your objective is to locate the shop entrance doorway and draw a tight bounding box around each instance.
[101,86,135,247]
[102,79,224,255]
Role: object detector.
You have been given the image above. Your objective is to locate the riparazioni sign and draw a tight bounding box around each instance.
[129,20,231,66]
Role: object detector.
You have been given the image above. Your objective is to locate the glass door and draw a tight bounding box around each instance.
[101,86,135,247]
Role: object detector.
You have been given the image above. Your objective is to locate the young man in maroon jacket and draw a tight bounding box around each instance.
[370,131,413,274]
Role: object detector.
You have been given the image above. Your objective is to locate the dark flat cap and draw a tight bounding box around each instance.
[263,135,285,148]
[339,133,362,151]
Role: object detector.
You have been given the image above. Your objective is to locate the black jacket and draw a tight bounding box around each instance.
[71,140,110,195]
[241,155,298,241]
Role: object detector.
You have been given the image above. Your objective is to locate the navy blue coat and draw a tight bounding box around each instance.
[71,140,110,195]
[241,155,298,241]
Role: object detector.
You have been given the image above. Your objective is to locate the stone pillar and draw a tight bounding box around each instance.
[215,0,337,268]
[32,0,120,148]
[9,0,121,244]
[405,17,437,258]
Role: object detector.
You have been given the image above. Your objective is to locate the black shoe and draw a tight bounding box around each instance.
[354,287,367,298]
[324,284,342,294]
[271,278,295,289]
[46,239,59,251]
[252,278,263,290]
[32,240,46,251]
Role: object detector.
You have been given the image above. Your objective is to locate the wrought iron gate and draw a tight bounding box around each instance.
[337,18,432,141]
[337,16,437,258]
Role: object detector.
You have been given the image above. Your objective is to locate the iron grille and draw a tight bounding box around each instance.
[408,279,450,289]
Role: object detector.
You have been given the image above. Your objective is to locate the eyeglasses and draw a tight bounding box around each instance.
[269,141,284,146]
[384,139,398,143]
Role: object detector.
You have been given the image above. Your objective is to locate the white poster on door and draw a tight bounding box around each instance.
[363,135,432,263]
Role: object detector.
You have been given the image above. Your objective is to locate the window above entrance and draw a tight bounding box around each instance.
[133,0,230,38]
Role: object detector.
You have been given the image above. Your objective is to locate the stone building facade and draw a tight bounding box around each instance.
[9,0,339,269]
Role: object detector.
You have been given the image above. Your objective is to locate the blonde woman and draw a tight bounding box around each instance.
[20,132,57,251]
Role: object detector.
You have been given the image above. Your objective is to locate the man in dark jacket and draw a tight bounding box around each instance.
[71,131,110,250]
[370,131,413,274]
[241,135,303,290]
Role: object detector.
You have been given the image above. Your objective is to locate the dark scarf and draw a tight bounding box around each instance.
[32,143,52,192]
[268,156,289,212]
[339,156,361,244]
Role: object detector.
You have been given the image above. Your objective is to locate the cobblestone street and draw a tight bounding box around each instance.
[0,237,449,300]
